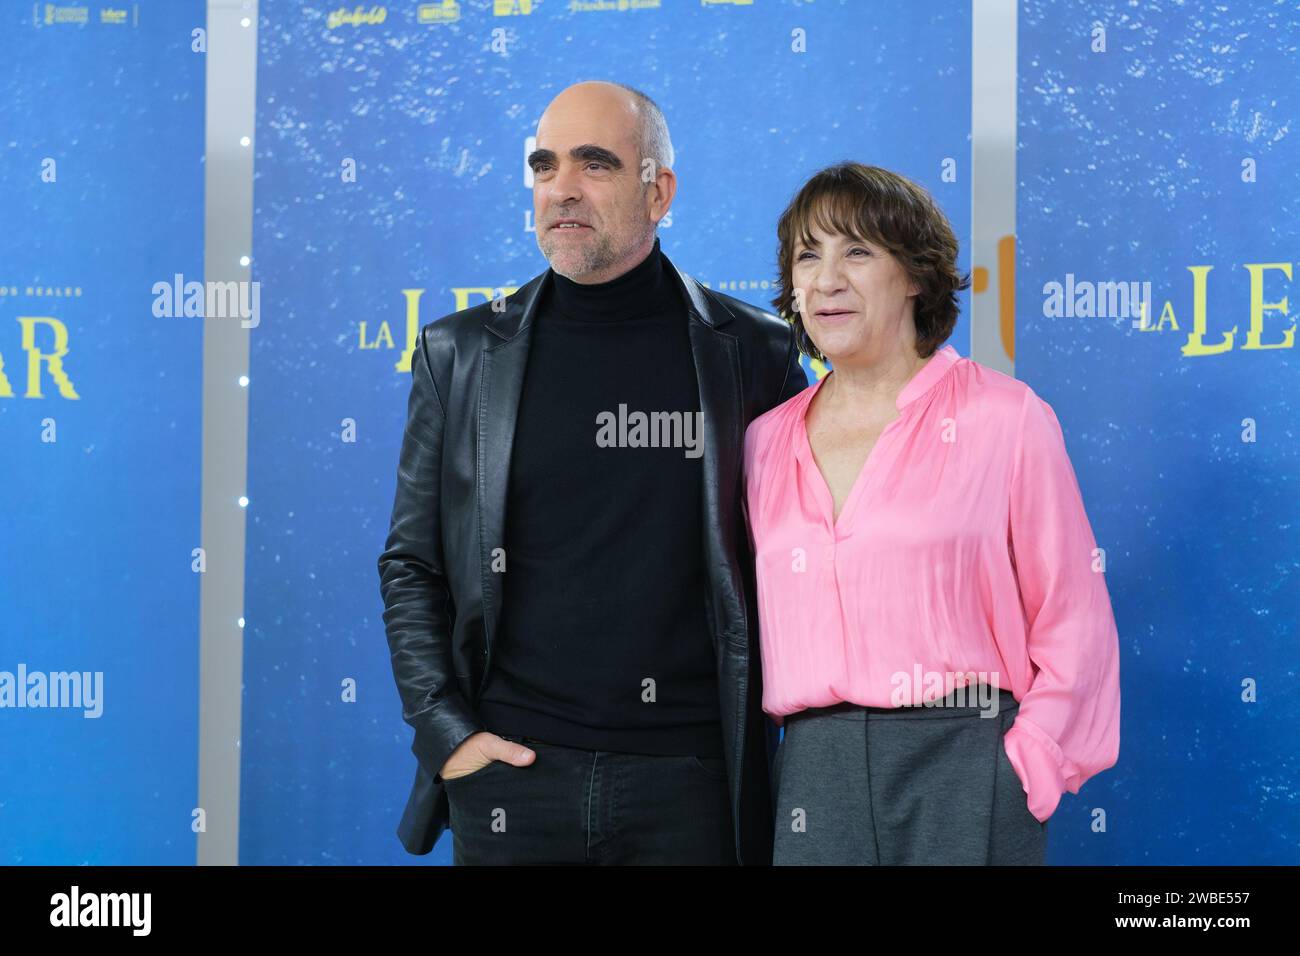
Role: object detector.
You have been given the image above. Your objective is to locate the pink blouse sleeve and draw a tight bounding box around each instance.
[1001,388,1122,822]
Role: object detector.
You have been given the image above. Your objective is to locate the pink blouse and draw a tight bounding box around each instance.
[743,344,1121,823]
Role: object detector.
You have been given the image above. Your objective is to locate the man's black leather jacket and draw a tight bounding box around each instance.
[377,250,806,864]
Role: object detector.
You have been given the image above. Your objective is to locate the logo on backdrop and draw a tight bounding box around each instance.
[358,287,519,373]
[0,312,78,399]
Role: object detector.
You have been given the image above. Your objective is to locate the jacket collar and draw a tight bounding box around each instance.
[483,246,734,340]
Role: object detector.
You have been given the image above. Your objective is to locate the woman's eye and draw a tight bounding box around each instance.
[849,247,870,256]
[796,251,815,261]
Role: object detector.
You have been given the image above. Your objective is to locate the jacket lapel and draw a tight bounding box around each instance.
[668,259,747,643]
[477,271,547,660]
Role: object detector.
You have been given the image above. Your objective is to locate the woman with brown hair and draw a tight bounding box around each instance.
[744,163,1121,865]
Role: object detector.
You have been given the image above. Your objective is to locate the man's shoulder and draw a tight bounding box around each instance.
[676,272,804,406]
[418,270,547,354]
[697,284,793,343]
[418,299,496,351]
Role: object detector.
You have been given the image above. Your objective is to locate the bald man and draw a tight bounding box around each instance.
[378,80,806,865]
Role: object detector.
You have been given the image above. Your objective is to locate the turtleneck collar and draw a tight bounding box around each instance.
[547,236,676,323]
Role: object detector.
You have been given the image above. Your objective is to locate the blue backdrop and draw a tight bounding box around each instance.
[242,0,972,864]
[8,0,1292,869]
[0,1,205,864]
[1018,0,1299,863]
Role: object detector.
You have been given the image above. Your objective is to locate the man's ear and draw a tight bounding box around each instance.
[648,166,677,223]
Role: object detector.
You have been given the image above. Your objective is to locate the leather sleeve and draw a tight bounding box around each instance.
[377,328,485,784]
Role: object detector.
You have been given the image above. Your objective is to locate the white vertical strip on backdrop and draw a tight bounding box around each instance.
[198,0,258,866]
[971,0,1017,375]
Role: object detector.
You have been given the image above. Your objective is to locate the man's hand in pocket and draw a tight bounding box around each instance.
[439,732,536,782]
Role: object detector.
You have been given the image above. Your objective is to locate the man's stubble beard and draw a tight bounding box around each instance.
[539,228,618,280]
[539,192,656,281]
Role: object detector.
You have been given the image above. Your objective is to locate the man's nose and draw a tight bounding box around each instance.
[545,163,583,204]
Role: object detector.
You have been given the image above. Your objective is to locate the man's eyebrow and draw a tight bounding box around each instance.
[527,144,625,170]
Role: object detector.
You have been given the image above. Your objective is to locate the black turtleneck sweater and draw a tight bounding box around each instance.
[476,237,723,758]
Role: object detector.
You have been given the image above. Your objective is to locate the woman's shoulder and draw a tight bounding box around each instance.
[946,354,1075,463]
[947,352,1047,422]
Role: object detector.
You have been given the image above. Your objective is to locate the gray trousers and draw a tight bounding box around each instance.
[772,687,1047,865]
